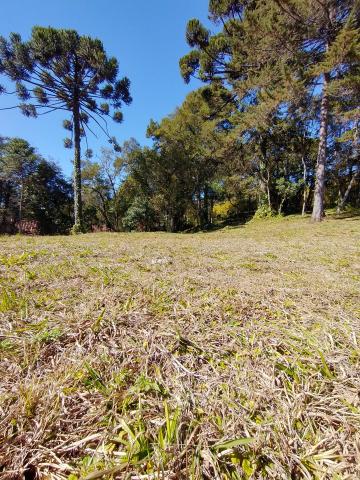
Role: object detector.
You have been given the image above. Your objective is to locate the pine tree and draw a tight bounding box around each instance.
[275,1,359,220]
[179,0,359,221]
[0,27,132,231]
[0,137,38,232]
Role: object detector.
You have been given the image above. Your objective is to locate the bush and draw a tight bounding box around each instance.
[253,204,275,219]
[212,200,234,220]
[123,197,156,231]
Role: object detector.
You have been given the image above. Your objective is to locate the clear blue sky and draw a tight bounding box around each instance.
[0,0,211,175]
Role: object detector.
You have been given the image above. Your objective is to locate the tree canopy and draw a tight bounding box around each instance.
[0,137,72,233]
[0,26,132,231]
[180,0,360,221]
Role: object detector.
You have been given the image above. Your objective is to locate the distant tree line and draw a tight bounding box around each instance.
[0,0,359,234]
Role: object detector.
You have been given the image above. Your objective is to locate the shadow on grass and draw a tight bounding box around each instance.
[328,209,360,220]
[183,217,248,234]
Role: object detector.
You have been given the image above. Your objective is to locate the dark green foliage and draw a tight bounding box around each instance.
[0,137,72,233]
[0,27,131,141]
[25,159,73,234]
[122,196,157,231]
[120,87,235,232]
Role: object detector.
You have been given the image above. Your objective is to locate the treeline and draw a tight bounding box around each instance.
[1,85,358,234]
[83,84,359,232]
[0,1,359,233]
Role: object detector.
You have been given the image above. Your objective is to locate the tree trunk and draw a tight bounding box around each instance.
[1,182,12,231]
[337,170,360,213]
[278,197,285,215]
[94,188,113,230]
[73,101,83,231]
[301,156,308,216]
[19,179,23,234]
[266,168,272,210]
[210,195,214,224]
[258,139,271,208]
[196,190,201,227]
[169,215,175,233]
[312,72,330,222]
[203,185,209,226]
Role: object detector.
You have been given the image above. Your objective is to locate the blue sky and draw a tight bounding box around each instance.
[0,0,211,175]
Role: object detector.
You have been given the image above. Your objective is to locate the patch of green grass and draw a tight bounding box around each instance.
[0,288,18,312]
[0,252,32,267]
[36,327,63,344]
[239,261,261,271]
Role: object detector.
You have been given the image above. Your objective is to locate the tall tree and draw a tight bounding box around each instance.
[0,27,132,231]
[179,0,359,221]
[141,87,234,230]
[0,137,72,233]
[274,1,359,220]
[25,158,73,234]
[0,137,37,232]
[82,147,126,231]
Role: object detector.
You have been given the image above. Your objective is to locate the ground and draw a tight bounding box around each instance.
[0,214,359,480]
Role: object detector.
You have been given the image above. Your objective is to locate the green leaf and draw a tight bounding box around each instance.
[242,458,255,477]
[212,437,254,450]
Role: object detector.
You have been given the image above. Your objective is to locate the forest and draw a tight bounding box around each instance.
[0,0,358,234]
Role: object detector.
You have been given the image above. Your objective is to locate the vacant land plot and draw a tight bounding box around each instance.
[0,215,359,479]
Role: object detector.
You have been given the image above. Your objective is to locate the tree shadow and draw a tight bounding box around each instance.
[183,217,248,233]
[329,210,360,220]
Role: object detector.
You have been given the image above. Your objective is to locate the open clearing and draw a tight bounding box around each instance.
[1,215,360,479]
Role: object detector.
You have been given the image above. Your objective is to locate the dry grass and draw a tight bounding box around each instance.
[0,214,359,479]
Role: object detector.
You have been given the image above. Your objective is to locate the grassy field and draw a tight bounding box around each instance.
[0,214,359,479]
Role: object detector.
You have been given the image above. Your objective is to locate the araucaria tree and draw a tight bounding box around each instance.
[0,27,132,231]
